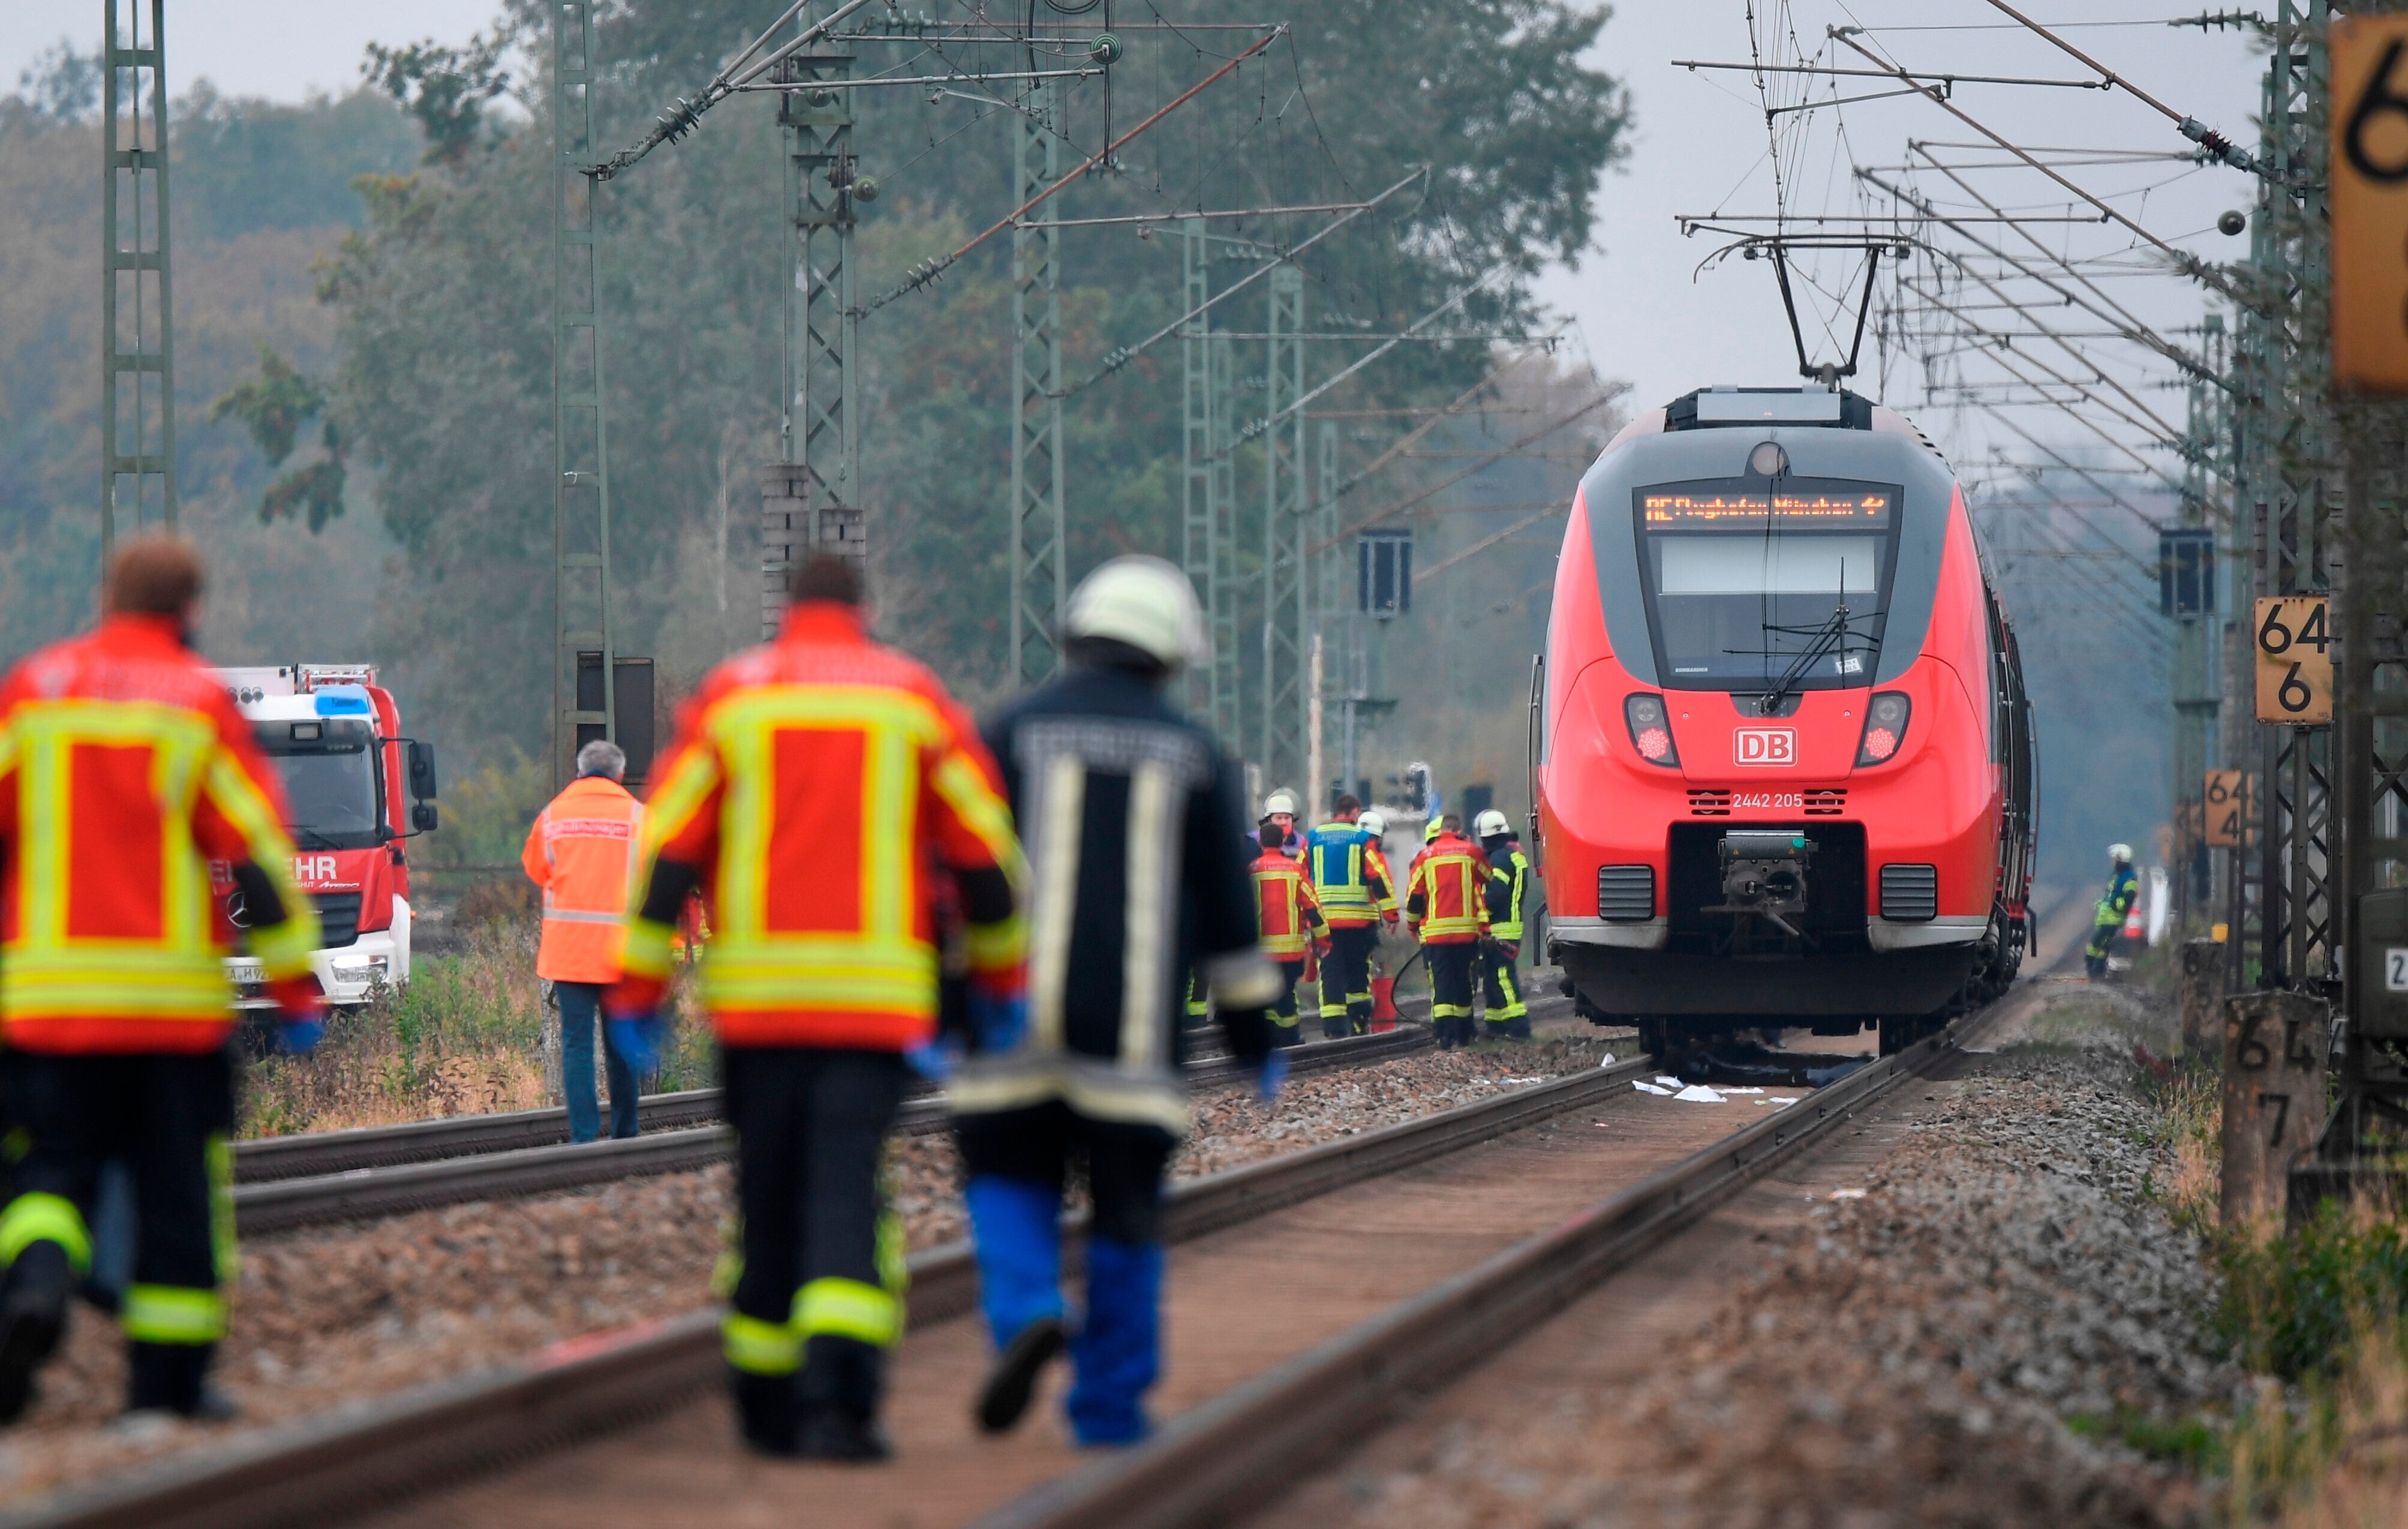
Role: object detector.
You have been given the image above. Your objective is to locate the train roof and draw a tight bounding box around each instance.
[1605,385,1949,470]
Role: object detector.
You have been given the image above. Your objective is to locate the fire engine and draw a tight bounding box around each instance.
[213,664,440,1009]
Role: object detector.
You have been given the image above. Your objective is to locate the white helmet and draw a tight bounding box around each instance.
[1063,555,1208,671]
[2109,843,2133,865]
[1474,808,1512,839]
[1263,789,1298,818]
[1357,809,1388,837]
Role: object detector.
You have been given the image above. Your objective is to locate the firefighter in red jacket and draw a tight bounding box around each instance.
[1251,819,1328,1047]
[1406,815,1490,1050]
[0,539,323,1423]
[608,556,1025,1462]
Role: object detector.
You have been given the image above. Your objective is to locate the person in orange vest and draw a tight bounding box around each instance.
[607,555,1026,1462]
[1251,818,1329,1047]
[0,538,323,1424]
[522,739,646,1143]
[1406,815,1490,1050]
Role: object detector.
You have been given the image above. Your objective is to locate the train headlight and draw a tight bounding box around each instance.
[1855,691,1911,766]
[1624,693,1680,767]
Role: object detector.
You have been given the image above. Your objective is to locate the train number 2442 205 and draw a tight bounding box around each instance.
[1733,792,1808,809]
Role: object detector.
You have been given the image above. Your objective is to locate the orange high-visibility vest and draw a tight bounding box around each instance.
[620,602,1027,1050]
[522,774,643,984]
[1250,851,1325,959]
[1406,834,1490,945]
[0,615,319,1053]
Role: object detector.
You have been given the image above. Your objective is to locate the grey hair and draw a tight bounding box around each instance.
[576,739,628,780]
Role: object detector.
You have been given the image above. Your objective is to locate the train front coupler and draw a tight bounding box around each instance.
[1704,830,1817,947]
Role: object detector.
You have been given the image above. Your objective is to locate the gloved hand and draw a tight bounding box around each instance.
[1251,1047,1289,1102]
[1382,911,1400,927]
[968,985,1028,1052]
[267,975,324,1055]
[1499,941,1520,961]
[904,1040,957,1082]
[608,1013,671,1074]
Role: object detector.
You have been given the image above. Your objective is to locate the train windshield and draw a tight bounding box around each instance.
[255,717,384,851]
[1632,479,1902,692]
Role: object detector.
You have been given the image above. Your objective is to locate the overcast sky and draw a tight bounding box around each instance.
[4,1,2269,473]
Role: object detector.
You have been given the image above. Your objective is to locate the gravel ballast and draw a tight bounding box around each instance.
[0,1029,1622,1503]
[1282,1021,2241,1528]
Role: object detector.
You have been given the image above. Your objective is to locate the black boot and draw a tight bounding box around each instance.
[0,1241,72,1425]
[127,1341,233,1420]
[976,1314,1066,1435]
[730,1368,801,1458]
[798,1336,892,1462]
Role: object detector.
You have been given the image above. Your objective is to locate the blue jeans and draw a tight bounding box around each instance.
[557,981,639,1143]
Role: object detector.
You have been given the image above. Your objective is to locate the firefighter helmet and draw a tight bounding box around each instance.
[1063,556,1208,671]
[1358,809,1388,837]
[1474,808,1512,840]
[1263,789,1298,818]
[2109,843,2133,865]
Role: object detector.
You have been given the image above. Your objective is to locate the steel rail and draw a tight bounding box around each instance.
[228,1002,1553,1235]
[232,1001,1475,1181]
[13,1042,1654,1529]
[967,1011,1997,1529]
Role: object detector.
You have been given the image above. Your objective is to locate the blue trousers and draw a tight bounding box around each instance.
[557,981,639,1143]
[958,1106,1171,1445]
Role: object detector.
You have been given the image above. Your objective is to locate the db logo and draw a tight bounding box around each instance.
[1733,728,1797,767]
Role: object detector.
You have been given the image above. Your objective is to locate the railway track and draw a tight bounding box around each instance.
[11,1029,1652,1529]
[4,918,2072,1529]
[229,995,1549,1236]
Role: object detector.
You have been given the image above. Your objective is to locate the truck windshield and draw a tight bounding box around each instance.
[256,719,383,850]
[1632,479,1902,693]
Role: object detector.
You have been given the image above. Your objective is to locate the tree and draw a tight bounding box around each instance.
[362,32,511,167]
[209,345,350,531]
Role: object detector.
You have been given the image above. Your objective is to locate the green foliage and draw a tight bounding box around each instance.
[210,344,351,530]
[2064,1408,2224,1473]
[2215,1200,2408,1378]
[417,750,553,867]
[362,33,512,167]
[172,82,422,240]
[7,39,99,127]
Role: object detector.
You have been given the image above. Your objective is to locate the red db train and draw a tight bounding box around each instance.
[1531,386,2035,1055]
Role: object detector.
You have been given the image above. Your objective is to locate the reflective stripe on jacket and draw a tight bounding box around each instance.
[1405,834,1490,944]
[1304,821,1396,927]
[620,602,1026,1050]
[1485,844,1531,942]
[2095,866,2138,926]
[1252,852,1326,958]
[0,615,318,1053]
[522,776,643,984]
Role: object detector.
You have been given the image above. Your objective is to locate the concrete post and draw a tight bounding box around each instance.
[2220,990,2328,1226]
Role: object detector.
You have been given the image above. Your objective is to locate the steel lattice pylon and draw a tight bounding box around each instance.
[1310,419,1342,810]
[1009,80,1066,686]
[1259,265,1307,790]
[101,0,176,563]
[1208,327,1242,742]
[2228,0,2335,992]
[1180,218,1226,728]
[766,46,864,641]
[2173,316,2227,925]
[551,2,615,789]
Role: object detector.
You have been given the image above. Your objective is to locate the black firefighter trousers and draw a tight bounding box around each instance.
[0,1049,235,1413]
[719,1047,907,1432]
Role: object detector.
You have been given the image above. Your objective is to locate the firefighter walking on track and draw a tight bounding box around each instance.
[522,739,645,1143]
[952,555,1282,1447]
[1474,809,1532,1040]
[2084,843,2139,981]
[1407,815,1490,1050]
[1251,819,1327,1046]
[607,555,1026,1462]
[0,539,323,1423]
[1304,794,1396,1037]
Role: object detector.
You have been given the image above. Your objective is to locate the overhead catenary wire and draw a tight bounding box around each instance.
[1824,26,2245,305]
[1971,0,2258,172]
[866,24,1289,311]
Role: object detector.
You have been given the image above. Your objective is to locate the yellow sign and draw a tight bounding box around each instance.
[2334,16,2408,391]
[2203,768,2253,849]
[2254,596,2334,725]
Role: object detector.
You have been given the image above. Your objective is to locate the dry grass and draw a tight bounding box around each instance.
[239,913,713,1137]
